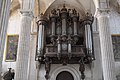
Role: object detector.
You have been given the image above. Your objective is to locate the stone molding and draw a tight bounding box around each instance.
[50,65,80,80]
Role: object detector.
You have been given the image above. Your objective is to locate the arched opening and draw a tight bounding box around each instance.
[56,71,74,80]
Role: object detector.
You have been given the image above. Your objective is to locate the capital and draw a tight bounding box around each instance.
[20,10,34,18]
[95,8,110,18]
[36,13,48,25]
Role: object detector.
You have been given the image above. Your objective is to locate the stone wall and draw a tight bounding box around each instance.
[2,10,21,74]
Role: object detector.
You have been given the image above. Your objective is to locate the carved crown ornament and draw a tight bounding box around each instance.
[35,4,94,80]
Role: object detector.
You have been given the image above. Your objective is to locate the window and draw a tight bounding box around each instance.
[112,35,120,61]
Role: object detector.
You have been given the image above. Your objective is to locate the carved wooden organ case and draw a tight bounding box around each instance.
[36,5,95,80]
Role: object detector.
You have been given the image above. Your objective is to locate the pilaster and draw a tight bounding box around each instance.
[96,8,117,80]
[92,32,103,80]
[99,0,109,8]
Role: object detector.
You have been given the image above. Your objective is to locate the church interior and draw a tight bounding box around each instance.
[1,0,120,80]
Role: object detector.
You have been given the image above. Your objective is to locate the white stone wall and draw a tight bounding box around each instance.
[108,9,120,77]
[7,11,21,34]
[109,9,120,34]
[2,10,21,74]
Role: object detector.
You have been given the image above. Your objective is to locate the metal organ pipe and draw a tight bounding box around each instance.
[37,24,42,52]
[51,18,56,35]
[84,13,94,58]
[37,24,45,55]
[68,35,72,53]
[73,17,78,35]
[85,23,94,56]
[42,24,44,51]
[85,25,88,49]
[57,41,61,54]
[90,25,95,59]
[61,15,67,35]
[68,43,71,59]
[87,24,92,54]
[36,14,47,57]
[57,36,61,59]
[85,24,91,54]
[68,43,71,53]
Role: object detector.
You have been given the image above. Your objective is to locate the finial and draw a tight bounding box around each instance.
[63,4,65,8]
[63,1,66,8]
[61,1,67,12]
[40,13,43,16]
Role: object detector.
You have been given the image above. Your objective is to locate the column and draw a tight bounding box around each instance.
[97,8,116,80]
[15,11,33,80]
[0,0,11,80]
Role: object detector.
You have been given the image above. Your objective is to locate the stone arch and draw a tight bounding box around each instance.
[44,0,85,17]
[43,0,96,17]
[10,0,20,16]
[50,65,80,80]
[92,0,99,9]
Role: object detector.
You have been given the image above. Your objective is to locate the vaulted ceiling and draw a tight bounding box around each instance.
[10,0,120,17]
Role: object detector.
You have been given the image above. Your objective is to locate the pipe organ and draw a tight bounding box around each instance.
[36,5,94,80]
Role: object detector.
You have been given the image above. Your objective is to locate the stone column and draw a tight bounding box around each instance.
[92,32,103,80]
[97,8,116,80]
[0,0,11,80]
[15,11,33,80]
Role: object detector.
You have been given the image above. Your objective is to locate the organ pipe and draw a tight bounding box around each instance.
[62,17,67,35]
[36,13,47,60]
[51,18,56,35]
[73,17,78,35]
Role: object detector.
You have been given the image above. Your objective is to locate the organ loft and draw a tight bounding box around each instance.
[35,5,94,80]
